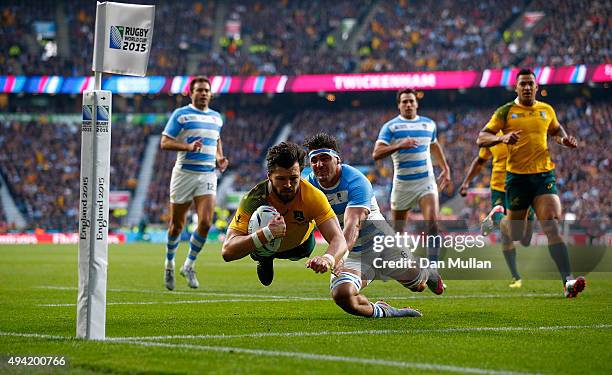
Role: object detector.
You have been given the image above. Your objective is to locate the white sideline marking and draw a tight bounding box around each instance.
[37,286,289,299]
[36,286,560,307]
[110,324,612,341]
[118,339,538,375]
[38,298,317,307]
[38,293,558,307]
[0,331,540,375]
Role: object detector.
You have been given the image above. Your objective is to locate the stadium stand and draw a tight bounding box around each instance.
[517,0,611,67]
[2,0,609,76]
[357,0,527,72]
[0,97,609,230]
[0,119,151,231]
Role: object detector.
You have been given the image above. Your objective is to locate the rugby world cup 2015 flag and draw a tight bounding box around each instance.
[92,2,155,76]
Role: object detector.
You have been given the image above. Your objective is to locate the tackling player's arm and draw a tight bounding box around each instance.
[372,139,418,161]
[305,217,348,274]
[221,215,286,262]
[216,138,229,171]
[430,142,451,192]
[459,152,489,196]
[343,207,368,251]
[160,134,202,152]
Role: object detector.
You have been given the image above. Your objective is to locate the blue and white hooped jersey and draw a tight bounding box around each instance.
[377,115,437,183]
[162,104,223,173]
[308,164,386,253]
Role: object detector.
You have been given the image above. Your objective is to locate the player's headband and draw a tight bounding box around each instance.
[308,148,340,161]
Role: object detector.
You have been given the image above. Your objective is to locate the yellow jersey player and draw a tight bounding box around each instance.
[222,142,347,286]
[477,69,585,298]
[460,134,534,288]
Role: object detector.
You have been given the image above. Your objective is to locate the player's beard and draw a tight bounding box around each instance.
[272,184,297,203]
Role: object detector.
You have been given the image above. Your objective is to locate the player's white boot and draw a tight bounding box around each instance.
[180,265,199,289]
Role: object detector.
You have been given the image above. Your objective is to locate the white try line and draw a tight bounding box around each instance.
[0,331,541,375]
[109,324,612,341]
[36,286,290,299]
[36,289,560,307]
[37,286,560,301]
[38,298,320,307]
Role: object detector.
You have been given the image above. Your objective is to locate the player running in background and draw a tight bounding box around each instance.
[222,142,347,286]
[459,139,535,288]
[306,133,443,318]
[160,76,229,290]
[477,69,585,298]
[373,88,451,264]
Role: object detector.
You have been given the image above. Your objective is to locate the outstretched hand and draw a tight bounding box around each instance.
[305,256,331,274]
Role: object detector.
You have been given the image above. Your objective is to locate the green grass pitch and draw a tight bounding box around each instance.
[0,243,610,374]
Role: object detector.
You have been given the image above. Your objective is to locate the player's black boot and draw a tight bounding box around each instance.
[256,258,274,286]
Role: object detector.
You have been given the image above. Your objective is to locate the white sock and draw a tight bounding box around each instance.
[165,259,175,270]
[183,258,195,269]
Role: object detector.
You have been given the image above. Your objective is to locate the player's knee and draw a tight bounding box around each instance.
[330,272,362,308]
[168,222,183,237]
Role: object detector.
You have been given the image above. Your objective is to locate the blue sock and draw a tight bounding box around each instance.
[184,230,206,268]
[370,302,384,318]
[165,234,179,269]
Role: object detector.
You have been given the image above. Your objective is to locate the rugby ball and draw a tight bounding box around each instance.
[248,205,282,257]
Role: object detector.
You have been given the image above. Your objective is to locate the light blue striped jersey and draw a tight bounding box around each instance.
[308,164,385,253]
[162,104,223,173]
[377,115,437,182]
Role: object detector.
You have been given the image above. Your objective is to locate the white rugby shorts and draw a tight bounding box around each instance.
[339,244,415,287]
[390,177,438,211]
[169,166,217,204]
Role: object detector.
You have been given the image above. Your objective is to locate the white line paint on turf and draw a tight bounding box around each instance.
[119,339,539,375]
[38,298,318,307]
[109,324,612,341]
[36,286,561,307]
[37,294,560,307]
[36,286,289,299]
[0,331,540,375]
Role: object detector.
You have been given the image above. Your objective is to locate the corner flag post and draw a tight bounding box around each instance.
[77,1,155,340]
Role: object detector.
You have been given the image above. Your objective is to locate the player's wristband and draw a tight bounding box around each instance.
[262,226,274,242]
[251,232,263,248]
[322,254,336,269]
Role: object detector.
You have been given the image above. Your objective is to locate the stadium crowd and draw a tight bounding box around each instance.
[0,119,151,231]
[1,0,609,77]
[519,0,611,67]
[357,0,526,72]
[0,97,609,232]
